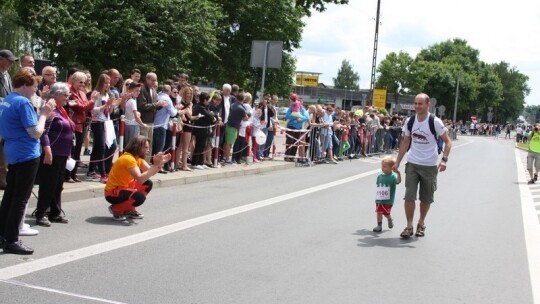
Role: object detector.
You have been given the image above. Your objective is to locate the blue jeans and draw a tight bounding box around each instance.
[263,128,274,157]
[152,127,167,155]
[258,128,268,159]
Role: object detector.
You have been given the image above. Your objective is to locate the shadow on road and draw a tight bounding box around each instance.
[353,229,416,248]
[85,216,137,226]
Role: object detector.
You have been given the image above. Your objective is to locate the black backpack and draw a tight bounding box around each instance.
[407,113,443,154]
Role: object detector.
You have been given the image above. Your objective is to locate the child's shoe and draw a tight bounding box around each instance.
[388,217,394,229]
[373,226,382,232]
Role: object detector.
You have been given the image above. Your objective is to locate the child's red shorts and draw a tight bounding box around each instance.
[375,203,392,216]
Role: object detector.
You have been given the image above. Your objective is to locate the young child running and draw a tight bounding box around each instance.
[373,156,401,232]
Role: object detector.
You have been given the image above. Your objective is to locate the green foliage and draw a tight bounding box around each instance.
[14,0,223,80]
[333,59,359,90]
[7,0,349,98]
[376,38,530,123]
[295,0,349,16]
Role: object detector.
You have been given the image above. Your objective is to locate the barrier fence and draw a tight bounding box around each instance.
[79,118,458,172]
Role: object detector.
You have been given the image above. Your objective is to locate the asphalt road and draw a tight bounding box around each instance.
[0,135,538,304]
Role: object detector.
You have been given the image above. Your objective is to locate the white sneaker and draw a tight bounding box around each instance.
[194,165,205,170]
[19,225,39,236]
[202,165,210,169]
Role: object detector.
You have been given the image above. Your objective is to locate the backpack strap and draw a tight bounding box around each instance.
[407,114,415,133]
[428,113,437,141]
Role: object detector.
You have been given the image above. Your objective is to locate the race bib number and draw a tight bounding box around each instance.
[376,185,390,200]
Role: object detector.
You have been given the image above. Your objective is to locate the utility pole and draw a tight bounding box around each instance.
[369,0,382,106]
[453,71,460,123]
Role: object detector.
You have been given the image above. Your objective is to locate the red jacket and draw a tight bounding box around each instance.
[69,87,94,133]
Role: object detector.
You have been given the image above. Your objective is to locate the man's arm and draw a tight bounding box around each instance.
[438,131,452,172]
[393,135,410,172]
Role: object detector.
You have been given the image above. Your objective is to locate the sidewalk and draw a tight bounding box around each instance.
[0,131,294,204]
[0,159,296,205]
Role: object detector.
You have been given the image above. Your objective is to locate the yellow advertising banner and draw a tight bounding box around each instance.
[373,88,387,109]
[295,74,319,87]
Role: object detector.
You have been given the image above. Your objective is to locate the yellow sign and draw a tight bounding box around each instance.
[296,74,319,87]
[373,88,387,109]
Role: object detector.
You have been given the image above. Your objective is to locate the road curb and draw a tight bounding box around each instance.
[21,161,296,204]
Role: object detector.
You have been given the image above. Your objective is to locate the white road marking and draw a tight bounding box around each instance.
[0,279,127,304]
[515,149,540,304]
[0,169,382,280]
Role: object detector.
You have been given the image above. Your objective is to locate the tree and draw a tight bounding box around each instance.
[375,38,530,123]
[295,0,349,16]
[14,0,224,79]
[333,59,359,90]
[12,0,349,97]
[376,51,414,111]
[492,61,530,122]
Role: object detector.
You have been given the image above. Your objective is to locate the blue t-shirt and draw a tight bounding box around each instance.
[0,92,39,164]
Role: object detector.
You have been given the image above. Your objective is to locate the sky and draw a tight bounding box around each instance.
[293,0,540,105]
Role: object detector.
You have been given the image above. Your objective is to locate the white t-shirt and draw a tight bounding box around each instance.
[223,95,231,124]
[125,98,138,126]
[403,114,447,166]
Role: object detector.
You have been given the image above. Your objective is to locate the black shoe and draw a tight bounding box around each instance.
[49,216,69,224]
[4,240,34,255]
[36,216,51,227]
[158,169,168,174]
[0,236,6,249]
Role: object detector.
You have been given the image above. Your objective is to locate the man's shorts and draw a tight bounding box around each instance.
[225,126,238,146]
[321,133,332,150]
[375,203,392,216]
[404,162,438,203]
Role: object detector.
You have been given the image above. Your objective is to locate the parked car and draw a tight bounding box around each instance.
[277,107,288,120]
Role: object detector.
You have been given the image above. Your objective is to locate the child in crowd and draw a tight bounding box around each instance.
[373,156,401,232]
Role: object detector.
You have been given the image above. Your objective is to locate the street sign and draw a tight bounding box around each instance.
[373,88,387,109]
[250,41,283,68]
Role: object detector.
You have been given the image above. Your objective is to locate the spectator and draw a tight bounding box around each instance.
[219,84,236,160]
[257,95,274,160]
[191,92,216,169]
[0,49,18,190]
[130,69,141,83]
[321,106,338,164]
[232,93,252,164]
[263,95,279,158]
[137,72,163,154]
[152,84,177,173]
[19,54,35,68]
[104,136,170,221]
[284,94,309,162]
[208,91,223,166]
[87,73,119,183]
[223,92,249,165]
[123,82,146,149]
[67,72,97,182]
[176,86,194,171]
[35,82,74,226]
[37,66,57,99]
[0,68,55,255]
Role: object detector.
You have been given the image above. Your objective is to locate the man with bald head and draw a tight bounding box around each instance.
[37,66,57,98]
[137,72,166,157]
